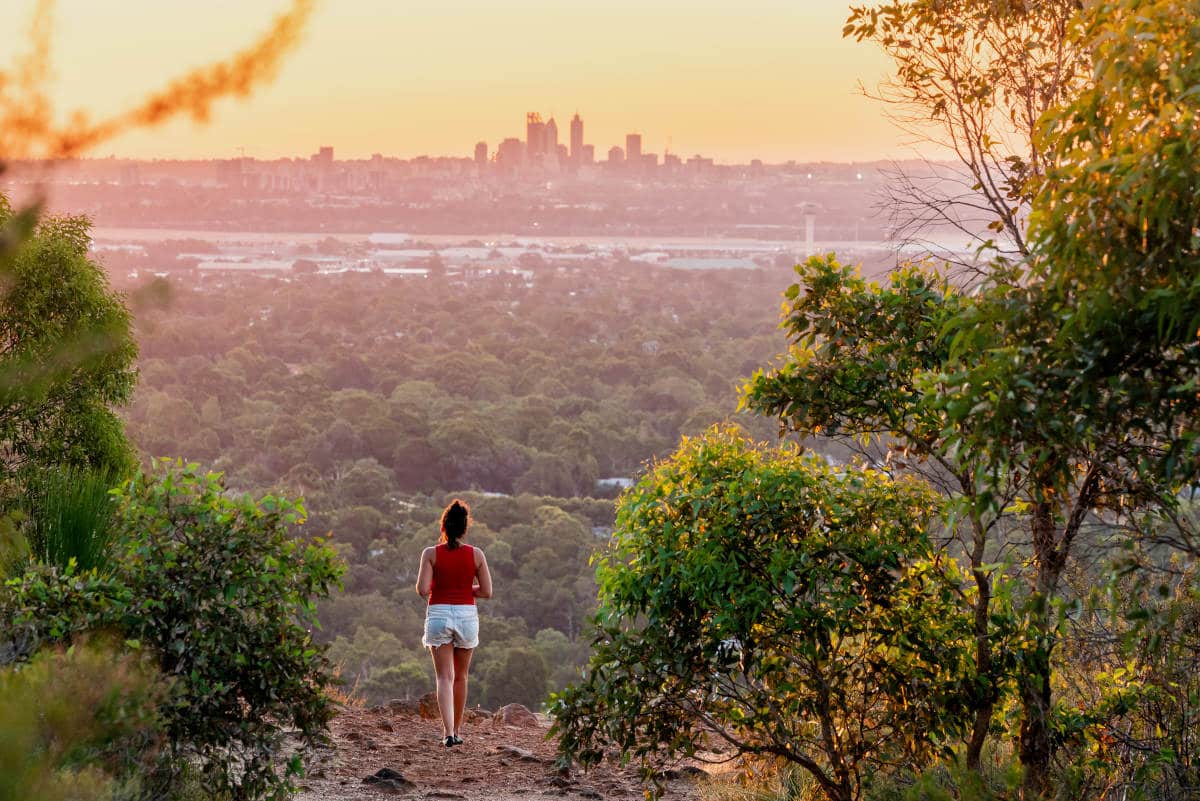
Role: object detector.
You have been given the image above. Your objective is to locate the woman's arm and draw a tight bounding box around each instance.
[473,548,493,599]
[415,547,434,597]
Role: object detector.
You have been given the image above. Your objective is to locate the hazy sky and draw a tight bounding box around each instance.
[1,0,915,163]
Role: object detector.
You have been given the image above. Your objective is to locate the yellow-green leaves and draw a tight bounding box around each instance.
[554,427,976,801]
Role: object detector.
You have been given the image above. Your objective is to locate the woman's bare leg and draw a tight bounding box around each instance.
[430,644,455,738]
[452,647,474,736]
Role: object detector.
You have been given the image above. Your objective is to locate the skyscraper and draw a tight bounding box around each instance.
[569,113,583,164]
[474,141,488,167]
[526,112,545,161]
[545,117,559,158]
[625,133,642,165]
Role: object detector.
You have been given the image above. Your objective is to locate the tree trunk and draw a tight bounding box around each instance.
[966,562,995,771]
[1018,624,1053,799]
[1019,499,1059,800]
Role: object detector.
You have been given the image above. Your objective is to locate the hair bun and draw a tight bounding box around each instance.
[441,498,471,546]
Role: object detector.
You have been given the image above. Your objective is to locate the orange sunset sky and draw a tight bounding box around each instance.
[1,0,913,164]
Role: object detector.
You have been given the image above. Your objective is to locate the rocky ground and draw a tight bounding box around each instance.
[293,699,711,801]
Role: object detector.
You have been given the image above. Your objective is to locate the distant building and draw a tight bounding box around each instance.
[556,144,569,164]
[687,154,714,174]
[663,153,682,169]
[569,113,584,164]
[581,144,595,165]
[474,141,488,168]
[368,153,386,191]
[526,112,545,162]
[625,133,642,165]
[545,117,559,158]
[313,146,334,165]
[497,137,524,171]
[607,146,625,166]
[642,153,658,169]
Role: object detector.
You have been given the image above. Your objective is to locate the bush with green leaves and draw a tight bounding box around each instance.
[553,428,978,801]
[0,461,345,801]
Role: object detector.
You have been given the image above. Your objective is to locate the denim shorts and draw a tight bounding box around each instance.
[423,604,480,649]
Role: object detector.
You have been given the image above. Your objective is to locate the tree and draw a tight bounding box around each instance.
[745,252,1153,797]
[483,646,549,710]
[845,0,1089,270]
[361,662,431,706]
[743,255,1019,772]
[553,428,977,801]
[0,197,138,489]
[1025,0,1200,490]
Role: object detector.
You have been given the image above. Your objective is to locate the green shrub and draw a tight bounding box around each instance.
[553,428,978,801]
[0,461,345,801]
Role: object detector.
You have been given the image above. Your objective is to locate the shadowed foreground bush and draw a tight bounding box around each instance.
[0,641,165,801]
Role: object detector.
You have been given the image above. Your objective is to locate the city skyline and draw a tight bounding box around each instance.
[0,0,925,164]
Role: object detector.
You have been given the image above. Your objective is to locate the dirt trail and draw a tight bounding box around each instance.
[294,703,707,801]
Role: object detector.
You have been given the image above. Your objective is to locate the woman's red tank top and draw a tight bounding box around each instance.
[429,543,476,605]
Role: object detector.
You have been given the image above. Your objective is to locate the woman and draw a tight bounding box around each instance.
[415,499,492,747]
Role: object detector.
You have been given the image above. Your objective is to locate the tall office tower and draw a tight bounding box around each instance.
[625,133,642,165]
[545,117,559,157]
[526,112,546,161]
[569,113,584,163]
[474,141,488,167]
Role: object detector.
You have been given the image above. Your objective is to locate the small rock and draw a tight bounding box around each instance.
[495,744,542,762]
[362,767,415,795]
[578,790,601,800]
[465,705,492,723]
[382,698,421,716]
[492,703,540,728]
[418,692,440,720]
[377,720,395,732]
